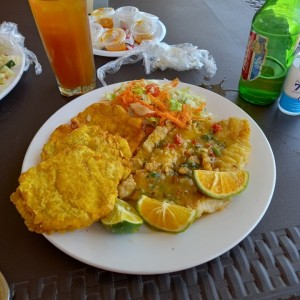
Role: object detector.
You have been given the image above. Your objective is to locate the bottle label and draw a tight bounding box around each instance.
[279,57,300,114]
[241,31,268,81]
[279,91,300,114]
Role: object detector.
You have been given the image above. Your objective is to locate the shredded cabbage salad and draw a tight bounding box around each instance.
[106,78,211,128]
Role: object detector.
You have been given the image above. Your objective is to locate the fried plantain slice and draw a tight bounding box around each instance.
[41,125,132,179]
[70,102,145,154]
[11,146,124,234]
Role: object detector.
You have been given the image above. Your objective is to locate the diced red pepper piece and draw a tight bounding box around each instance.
[174,133,184,144]
[145,84,160,97]
[166,143,176,149]
[212,123,222,133]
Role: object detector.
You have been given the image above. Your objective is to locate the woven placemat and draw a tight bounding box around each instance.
[9,226,300,300]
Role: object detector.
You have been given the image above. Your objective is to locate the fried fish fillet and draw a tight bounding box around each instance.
[11,146,124,234]
[121,117,250,218]
[41,125,132,179]
[70,102,145,153]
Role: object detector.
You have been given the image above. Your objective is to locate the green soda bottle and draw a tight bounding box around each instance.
[238,0,300,105]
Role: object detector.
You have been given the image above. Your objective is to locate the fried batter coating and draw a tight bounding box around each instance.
[213,117,251,171]
[70,102,145,153]
[11,146,124,234]
[41,125,132,179]
[46,123,73,141]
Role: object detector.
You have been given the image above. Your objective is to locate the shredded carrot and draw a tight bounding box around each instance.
[193,102,206,113]
[148,93,168,111]
[159,111,186,128]
[111,79,206,128]
[163,78,180,88]
[135,99,155,110]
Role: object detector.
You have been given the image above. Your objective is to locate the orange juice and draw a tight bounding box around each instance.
[28,0,96,96]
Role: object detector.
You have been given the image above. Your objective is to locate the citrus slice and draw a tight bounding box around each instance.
[193,170,249,199]
[136,195,197,233]
[101,198,143,234]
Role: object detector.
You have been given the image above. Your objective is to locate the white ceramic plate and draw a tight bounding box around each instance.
[22,81,276,275]
[0,34,25,101]
[92,20,166,57]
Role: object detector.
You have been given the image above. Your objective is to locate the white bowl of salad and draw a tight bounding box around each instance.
[0,34,25,101]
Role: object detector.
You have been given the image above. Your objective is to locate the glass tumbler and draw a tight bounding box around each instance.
[28,0,96,97]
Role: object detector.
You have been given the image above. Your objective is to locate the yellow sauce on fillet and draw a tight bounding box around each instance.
[121,117,251,217]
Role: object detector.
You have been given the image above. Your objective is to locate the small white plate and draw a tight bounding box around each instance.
[0,34,25,101]
[92,20,166,57]
[21,80,276,275]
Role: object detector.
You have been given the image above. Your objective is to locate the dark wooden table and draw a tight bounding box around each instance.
[1,0,300,299]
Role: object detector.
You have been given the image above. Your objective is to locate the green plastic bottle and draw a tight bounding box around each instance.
[238,0,300,105]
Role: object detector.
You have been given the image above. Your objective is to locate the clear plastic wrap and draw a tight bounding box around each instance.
[97,40,217,86]
[0,21,42,75]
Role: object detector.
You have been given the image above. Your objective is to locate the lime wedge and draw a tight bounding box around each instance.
[101,198,143,234]
[193,170,249,199]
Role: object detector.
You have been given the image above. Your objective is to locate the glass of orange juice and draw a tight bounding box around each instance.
[28,0,96,97]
